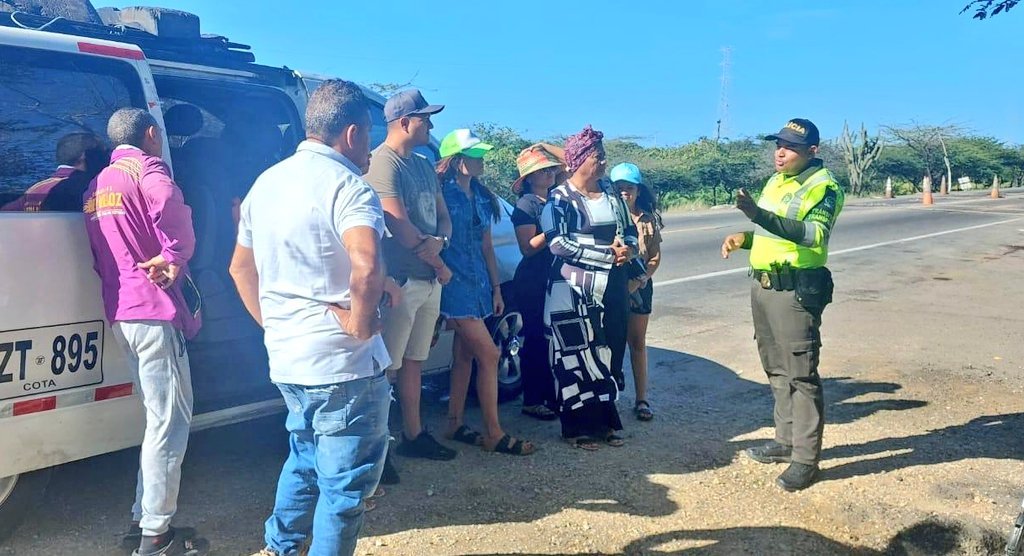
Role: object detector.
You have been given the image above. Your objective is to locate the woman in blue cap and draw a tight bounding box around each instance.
[435,128,536,456]
[611,162,663,421]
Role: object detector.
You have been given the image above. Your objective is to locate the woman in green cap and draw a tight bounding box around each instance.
[435,128,536,456]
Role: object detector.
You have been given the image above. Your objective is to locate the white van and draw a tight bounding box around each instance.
[0,4,522,541]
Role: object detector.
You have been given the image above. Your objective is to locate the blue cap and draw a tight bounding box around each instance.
[610,162,643,185]
[384,89,444,122]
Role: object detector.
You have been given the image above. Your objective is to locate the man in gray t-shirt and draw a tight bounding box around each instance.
[364,89,456,466]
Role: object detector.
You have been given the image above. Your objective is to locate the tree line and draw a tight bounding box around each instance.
[470,123,1024,209]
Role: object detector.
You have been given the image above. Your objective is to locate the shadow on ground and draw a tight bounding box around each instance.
[477,517,1006,555]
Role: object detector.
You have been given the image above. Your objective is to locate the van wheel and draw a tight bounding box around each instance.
[467,312,524,404]
[0,468,52,542]
[491,311,523,403]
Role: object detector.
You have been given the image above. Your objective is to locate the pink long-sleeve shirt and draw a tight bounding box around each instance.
[83,146,201,338]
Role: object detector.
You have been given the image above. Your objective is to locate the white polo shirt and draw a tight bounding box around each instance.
[238,140,391,385]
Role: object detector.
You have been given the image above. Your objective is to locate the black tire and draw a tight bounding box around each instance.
[1007,503,1024,556]
[0,468,53,542]
[468,311,523,404]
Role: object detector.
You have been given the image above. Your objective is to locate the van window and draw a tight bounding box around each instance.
[0,45,146,208]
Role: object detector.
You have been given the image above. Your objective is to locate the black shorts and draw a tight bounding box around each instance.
[629,280,653,315]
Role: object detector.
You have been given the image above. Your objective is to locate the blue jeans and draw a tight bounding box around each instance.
[264,373,390,556]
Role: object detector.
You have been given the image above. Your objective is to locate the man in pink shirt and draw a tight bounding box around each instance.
[83,108,206,556]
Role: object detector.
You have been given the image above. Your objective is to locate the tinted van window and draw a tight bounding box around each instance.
[0,46,146,208]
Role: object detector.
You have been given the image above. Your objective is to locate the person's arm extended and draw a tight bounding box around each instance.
[143,158,195,265]
[229,244,262,327]
[721,231,754,259]
[515,224,547,257]
[342,226,385,340]
[752,187,840,248]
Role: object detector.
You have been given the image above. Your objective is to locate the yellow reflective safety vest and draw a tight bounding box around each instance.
[749,164,844,270]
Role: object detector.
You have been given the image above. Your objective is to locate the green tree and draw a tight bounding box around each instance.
[961,0,1018,18]
[471,123,531,200]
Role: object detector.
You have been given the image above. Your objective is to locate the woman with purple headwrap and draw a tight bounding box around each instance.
[540,126,639,450]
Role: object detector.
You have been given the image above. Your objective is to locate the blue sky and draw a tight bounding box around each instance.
[106,0,1023,145]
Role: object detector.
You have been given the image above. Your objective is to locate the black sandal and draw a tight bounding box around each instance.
[634,400,654,422]
[521,404,558,421]
[605,433,626,447]
[446,425,483,446]
[132,527,209,556]
[486,434,536,455]
[566,436,601,451]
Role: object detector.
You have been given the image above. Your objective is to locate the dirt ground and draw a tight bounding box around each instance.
[351,219,1024,555]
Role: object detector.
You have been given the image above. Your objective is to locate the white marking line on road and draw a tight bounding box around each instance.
[906,207,1024,216]
[661,224,729,235]
[654,217,1023,288]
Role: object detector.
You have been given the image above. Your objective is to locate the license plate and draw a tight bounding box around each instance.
[0,321,105,401]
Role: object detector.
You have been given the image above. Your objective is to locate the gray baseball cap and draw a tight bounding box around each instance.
[384,89,444,122]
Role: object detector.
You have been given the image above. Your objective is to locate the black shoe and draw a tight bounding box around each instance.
[121,522,143,553]
[133,527,209,556]
[776,462,818,492]
[379,452,400,485]
[395,431,457,461]
[744,441,792,464]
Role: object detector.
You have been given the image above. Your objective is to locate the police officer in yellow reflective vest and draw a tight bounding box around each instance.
[721,118,844,491]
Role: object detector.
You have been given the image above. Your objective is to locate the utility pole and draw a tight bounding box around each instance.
[716,46,732,142]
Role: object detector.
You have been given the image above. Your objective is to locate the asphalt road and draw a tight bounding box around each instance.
[3,189,1023,555]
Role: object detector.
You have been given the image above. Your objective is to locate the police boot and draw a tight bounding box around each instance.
[744,441,792,464]
[776,462,818,492]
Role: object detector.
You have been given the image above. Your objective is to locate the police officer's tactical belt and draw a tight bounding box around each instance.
[751,265,834,309]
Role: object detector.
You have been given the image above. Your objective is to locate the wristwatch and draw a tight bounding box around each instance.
[440,235,450,250]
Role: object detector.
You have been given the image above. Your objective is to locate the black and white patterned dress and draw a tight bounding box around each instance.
[540,181,634,438]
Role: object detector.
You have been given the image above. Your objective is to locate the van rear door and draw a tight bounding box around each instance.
[0,26,164,479]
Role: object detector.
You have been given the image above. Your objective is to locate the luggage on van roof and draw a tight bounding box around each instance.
[0,0,257,66]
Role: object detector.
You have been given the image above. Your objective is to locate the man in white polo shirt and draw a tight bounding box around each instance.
[230,79,396,556]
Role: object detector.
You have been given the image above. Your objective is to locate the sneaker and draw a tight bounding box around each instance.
[776,462,819,492]
[395,430,457,461]
[744,441,792,464]
[120,522,143,553]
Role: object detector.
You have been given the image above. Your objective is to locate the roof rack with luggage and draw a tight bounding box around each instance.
[0,4,260,68]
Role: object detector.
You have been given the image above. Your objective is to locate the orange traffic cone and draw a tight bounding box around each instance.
[991,175,1003,199]
[922,175,934,206]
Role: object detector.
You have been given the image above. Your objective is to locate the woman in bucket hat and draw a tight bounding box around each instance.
[510,144,567,421]
[611,162,663,422]
[435,128,537,456]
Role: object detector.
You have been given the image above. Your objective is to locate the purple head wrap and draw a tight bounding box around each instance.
[564,125,604,173]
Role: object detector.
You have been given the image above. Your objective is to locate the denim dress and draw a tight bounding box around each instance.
[440,178,495,319]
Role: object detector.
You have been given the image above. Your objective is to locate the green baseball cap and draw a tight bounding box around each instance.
[439,129,494,159]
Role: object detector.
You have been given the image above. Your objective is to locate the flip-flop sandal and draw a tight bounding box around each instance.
[132,527,209,556]
[605,434,626,447]
[521,404,558,421]
[634,400,654,422]
[486,434,537,455]
[566,436,601,451]
[364,497,378,512]
[446,425,484,446]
